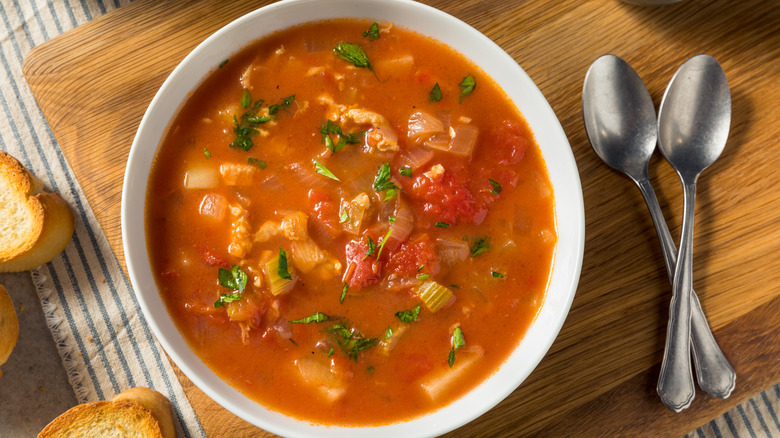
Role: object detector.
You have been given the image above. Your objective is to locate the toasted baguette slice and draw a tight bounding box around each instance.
[0,284,19,377]
[38,387,177,438]
[0,151,75,272]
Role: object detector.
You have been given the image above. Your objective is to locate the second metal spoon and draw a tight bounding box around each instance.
[582,55,735,411]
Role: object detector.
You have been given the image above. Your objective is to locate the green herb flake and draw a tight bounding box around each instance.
[470,236,491,257]
[334,42,374,73]
[213,292,241,308]
[325,322,379,361]
[417,265,425,272]
[289,338,298,346]
[395,304,421,323]
[289,312,330,324]
[492,271,504,278]
[248,157,267,169]
[218,264,248,292]
[203,148,211,159]
[269,94,295,115]
[367,365,375,375]
[240,89,252,109]
[313,159,340,181]
[399,166,412,177]
[489,179,502,194]
[448,326,466,367]
[373,162,403,200]
[363,22,380,41]
[429,82,442,102]
[278,247,292,280]
[218,59,229,68]
[375,228,393,260]
[339,208,350,224]
[388,216,396,223]
[459,74,476,103]
[327,347,335,357]
[363,236,376,260]
[434,222,449,228]
[417,273,430,280]
[340,282,348,304]
[384,326,393,339]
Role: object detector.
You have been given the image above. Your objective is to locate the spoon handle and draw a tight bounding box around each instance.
[637,178,735,399]
[657,180,697,412]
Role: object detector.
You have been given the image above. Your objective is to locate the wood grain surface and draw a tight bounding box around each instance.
[22,0,780,436]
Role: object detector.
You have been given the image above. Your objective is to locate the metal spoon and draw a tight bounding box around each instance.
[655,54,732,411]
[582,55,735,411]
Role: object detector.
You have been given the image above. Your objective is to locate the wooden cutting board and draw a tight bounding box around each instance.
[23,0,780,436]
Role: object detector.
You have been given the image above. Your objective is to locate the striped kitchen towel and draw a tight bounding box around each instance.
[0,0,203,436]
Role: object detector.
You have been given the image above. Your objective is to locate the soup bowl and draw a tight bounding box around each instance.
[121,0,584,436]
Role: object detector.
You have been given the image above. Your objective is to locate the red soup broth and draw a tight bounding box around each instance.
[146,19,556,425]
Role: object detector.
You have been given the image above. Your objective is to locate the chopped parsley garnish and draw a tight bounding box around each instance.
[459,74,476,103]
[492,271,504,278]
[269,94,295,115]
[217,264,247,292]
[327,348,335,357]
[320,120,363,154]
[363,22,380,41]
[429,82,442,102]
[399,166,412,177]
[384,326,393,339]
[325,322,379,361]
[367,365,375,374]
[277,247,292,280]
[339,209,350,224]
[203,148,211,159]
[373,162,403,200]
[313,159,340,181]
[363,236,376,260]
[218,59,229,68]
[417,265,425,272]
[248,157,267,169]
[489,179,502,194]
[240,89,252,109]
[213,292,241,308]
[448,326,466,367]
[417,273,430,280]
[395,304,421,323]
[388,216,396,223]
[470,236,491,257]
[214,264,247,308]
[340,282,348,304]
[375,228,393,260]
[334,42,374,73]
[434,222,449,228]
[289,312,330,324]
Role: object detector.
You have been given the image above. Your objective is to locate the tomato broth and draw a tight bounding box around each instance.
[146,19,556,425]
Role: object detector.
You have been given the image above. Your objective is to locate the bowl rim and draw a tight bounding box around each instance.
[121,0,584,436]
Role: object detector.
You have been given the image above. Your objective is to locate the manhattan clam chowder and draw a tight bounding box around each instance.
[146,19,556,425]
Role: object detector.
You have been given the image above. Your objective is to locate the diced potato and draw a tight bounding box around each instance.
[220,163,258,186]
[295,357,347,402]
[419,346,484,400]
[375,54,414,77]
[184,165,219,189]
[199,193,227,221]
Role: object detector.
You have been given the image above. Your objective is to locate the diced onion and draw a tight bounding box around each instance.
[386,202,414,252]
[436,238,469,266]
[415,281,454,313]
[423,132,449,151]
[399,147,434,171]
[379,325,408,356]
[407,111,445,142]
[447,124,479,157]
[198,194,227,221]
[184,166,219,189]
[341,193,371,235]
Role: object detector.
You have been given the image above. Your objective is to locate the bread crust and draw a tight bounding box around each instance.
[0,284,19,375]
[38,387,177,438]
[0,151,75,272]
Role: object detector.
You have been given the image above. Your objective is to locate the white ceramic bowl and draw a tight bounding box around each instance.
[121,0,584,436]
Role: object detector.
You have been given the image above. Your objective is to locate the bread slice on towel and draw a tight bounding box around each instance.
[0,284,19,377]
[0,151,75,272]
[38,387,177,438]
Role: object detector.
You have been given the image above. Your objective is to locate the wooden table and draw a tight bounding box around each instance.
[22,0,780,436]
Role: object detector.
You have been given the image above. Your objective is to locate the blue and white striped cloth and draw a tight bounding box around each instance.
[0,1,778,437]
[0,0,202,437]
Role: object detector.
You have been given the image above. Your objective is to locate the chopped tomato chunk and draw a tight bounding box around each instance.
[196,245,229,267]
[483,120,529,165]
[388,233,439,276]
[410,167,487,225]
[344,234,382,289]
[308,189,341,241]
